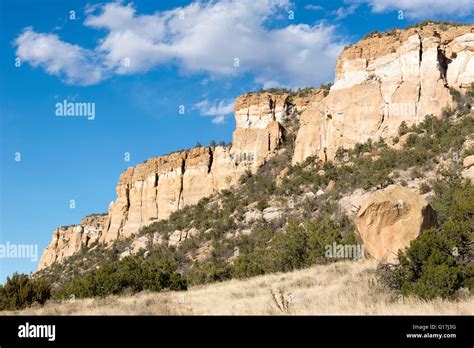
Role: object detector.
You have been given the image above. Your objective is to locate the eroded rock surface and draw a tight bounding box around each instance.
[38,92,309,269]
[355,185,436,263]
[38,215,107,270]
[293,24,474,164]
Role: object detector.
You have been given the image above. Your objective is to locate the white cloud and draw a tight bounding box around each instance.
[211,115,226,124]
[194,99,236,124]
[14,0,345,88]
[84,2,171,73]
[355,0,474,19]
[333,4,359,19]
[14,28,105,85]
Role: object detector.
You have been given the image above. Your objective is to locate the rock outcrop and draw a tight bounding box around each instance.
[293,24,474,164]
[462,154,474,182]
[38,214,107,269]
[100,147,232,244]
[98,92,315,245]
[354,185,436,263]
[37,92,311,269]
[463,155,474,168]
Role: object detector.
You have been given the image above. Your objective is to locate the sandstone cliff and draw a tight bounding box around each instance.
[99,92,319,245]
[38,92,312,269]
[37,214,107,269]
[38,23,474,271]
[293,24,474,164]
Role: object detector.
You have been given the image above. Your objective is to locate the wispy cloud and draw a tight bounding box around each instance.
[211,115,226,124]
[333,4,359,19]
[14,0,345,87]
[194,99,236,124]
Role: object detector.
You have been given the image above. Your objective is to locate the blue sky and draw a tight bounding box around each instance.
[1,0,473,282]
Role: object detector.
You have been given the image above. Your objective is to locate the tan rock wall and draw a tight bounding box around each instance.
[38,92,304,268]
[293,24,474,164]
[37,214,107,270]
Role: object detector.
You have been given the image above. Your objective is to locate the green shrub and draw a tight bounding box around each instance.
[394,227,464,299]
[232,218,356,279]
[398,121,409,136]
[0,274,51,311]
[233,251,267,278]
[187,262,233,285]
[419,182,431,194]
[169,273,188,291]
[55,254,187,299]
[256,198,269,211]
[269,221,309,272]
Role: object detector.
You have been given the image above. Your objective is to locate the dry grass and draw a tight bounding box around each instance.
[4,260,473,315]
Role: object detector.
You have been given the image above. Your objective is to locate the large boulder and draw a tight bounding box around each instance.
[168,230,183,247]
[355,185,436,263]
[463,155,474,168]
[119,234,152,259]
[462,152,474,182]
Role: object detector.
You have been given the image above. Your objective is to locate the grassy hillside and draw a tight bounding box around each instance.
[3,260,473,315]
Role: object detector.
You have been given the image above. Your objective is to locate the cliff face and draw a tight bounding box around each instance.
[38,92,310,269]
[38,24,474,271]
[293,24,474,164]
[100,93,311,245]
[37,214,107,269]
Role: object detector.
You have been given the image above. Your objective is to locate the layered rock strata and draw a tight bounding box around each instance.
[38,92,310,269]
[37,214,107,269]
[293,24,474,164]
